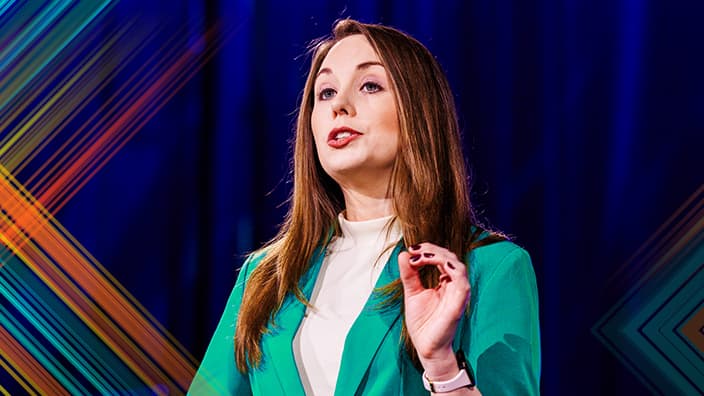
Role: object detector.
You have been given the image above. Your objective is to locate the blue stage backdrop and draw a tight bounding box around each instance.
[0,0,702,394]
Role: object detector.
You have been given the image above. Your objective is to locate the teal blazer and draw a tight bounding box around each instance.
[189,240,540,395]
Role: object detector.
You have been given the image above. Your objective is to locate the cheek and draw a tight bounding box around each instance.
[379,102,400,139]
[311,107,327,143]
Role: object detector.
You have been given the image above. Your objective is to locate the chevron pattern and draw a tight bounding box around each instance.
[594,186,704,395]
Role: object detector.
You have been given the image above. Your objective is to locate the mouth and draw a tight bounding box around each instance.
[327,127,362,148]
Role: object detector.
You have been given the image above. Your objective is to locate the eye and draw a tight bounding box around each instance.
[318,88,336,101]
[361,81,382,93]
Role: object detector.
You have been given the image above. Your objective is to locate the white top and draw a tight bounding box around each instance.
[293,213,403,395]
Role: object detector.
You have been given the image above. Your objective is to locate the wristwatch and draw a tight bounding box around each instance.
[422,349,476,393]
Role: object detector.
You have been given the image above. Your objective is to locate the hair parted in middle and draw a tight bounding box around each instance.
[234,18,504,372]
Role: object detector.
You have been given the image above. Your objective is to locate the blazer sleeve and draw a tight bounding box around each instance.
[461,245,541,396]
[188,256,254,395]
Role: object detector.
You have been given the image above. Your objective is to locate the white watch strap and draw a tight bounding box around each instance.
[422,368,473,393]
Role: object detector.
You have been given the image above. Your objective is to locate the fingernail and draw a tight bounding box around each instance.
[423,252,434,258]
[410,244,421,250]
[410,255,421,262]
[446,261,455,269]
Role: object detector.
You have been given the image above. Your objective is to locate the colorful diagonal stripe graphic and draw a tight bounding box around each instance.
[0,1,235,393]
[594,185,704,395]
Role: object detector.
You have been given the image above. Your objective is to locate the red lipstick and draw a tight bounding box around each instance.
[327,127,362,148]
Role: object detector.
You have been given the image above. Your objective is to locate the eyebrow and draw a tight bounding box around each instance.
[316,61,385,78]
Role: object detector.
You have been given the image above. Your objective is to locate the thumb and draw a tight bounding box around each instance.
[398,251,424,294]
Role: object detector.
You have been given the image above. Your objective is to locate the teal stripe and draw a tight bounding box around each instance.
[4,260,141,392]
[1,270,113,393]
[0,0,73,71]
[0,306,87,394]
[0,281,88,394]
[0,255,138,393]
[0,0,16,17]
[0,0,114,112]
[593,230,704,394]
[0,1,44,61]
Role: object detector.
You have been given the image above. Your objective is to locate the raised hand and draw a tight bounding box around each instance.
[398,242,471,380]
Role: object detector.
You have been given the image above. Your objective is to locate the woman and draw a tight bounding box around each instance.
[189,19,540,395]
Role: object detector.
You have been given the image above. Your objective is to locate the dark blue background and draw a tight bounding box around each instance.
[51,0,703,394]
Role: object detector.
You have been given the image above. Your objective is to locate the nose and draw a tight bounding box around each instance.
[331,89,355,117]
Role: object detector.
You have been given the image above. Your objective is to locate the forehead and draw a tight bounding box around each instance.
[319,34,381,70]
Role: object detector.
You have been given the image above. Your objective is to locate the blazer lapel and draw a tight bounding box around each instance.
[334,242,405,395]
[260,246,327,395]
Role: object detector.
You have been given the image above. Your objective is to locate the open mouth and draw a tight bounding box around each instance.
[327,127,362,148]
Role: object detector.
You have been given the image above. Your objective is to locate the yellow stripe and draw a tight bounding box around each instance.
[0,344,40,396]
[0,31,116,159]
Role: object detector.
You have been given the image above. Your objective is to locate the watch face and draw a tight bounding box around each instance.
[455,348,476,386]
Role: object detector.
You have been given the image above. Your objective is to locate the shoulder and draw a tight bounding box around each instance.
[467,239,530,265]
[465,238,534,288]
[235,247,272,284]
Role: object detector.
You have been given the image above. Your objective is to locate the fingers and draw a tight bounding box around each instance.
[398,251,425,294]
[407,243,467,279]
[406,243,471,313]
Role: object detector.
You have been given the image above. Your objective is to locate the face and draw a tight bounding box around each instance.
[311,34,400,191]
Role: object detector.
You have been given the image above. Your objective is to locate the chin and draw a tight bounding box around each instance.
[320,158,364,175]
[321,164,362,182]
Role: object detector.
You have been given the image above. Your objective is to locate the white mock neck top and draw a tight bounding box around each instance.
[293,213,402,395]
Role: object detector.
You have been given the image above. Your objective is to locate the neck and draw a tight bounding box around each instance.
[340,188,394,221]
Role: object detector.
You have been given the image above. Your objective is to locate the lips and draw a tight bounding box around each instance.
[327,127,362,148]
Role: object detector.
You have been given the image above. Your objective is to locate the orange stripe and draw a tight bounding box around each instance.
[0,325,69,395]
[0,22,228,391]
[55,30,225,213]
[7,24,136,176]
[1,180,172,389]
[1,173,195,392]
[37,38,198,210]
[24,22,163,193]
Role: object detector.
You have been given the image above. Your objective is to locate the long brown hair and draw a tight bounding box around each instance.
[235,19,504,372]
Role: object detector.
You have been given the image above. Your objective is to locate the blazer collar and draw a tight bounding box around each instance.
[261,240,405,395]
[261,245,327,395]
[334,242,405,395]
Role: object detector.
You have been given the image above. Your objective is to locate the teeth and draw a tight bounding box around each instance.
[335,131,352,140]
